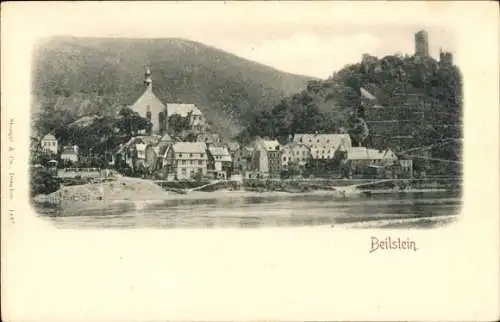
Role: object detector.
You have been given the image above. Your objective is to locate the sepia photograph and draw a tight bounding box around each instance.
[30,16,462,229]
[2,2,499,322]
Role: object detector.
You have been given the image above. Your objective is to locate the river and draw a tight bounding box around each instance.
[36,191,461,229]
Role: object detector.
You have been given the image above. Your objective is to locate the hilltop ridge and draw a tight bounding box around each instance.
[32,36,316,139]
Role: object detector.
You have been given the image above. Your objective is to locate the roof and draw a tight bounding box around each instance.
[254,139,280,151]
[42,134,57,141]
[129,87,166,113]
[293,134,352,150]
[167,103,203,117]
[347,147,370,160]
[160,134,174,142]
[347,147,398,160]
[208,146,232,162]
[172,142,207,154]
[282,142,310,150]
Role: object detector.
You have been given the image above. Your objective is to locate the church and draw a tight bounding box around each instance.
[128,68,205,134]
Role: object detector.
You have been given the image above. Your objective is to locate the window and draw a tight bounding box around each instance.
[182,160,186,165]
[190,153,193,157]
[201,153,204,158]
[283,156,287,162]
[190,160,194,165]
[181,168,186,174]
[178,153,182,158]
[198,160,203,165]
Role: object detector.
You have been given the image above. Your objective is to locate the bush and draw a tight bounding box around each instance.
[31,168,61,196]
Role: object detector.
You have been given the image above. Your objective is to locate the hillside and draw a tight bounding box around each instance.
[32,36,315,139]
[241,53,462,152]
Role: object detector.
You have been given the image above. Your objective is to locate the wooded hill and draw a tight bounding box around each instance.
[239,53,462,154]
[32,36,314,139]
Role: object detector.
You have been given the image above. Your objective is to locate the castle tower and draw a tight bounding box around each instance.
[414,30,429,57]
[439,48,453,66]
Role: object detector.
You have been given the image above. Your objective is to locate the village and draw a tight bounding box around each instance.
[31,67,412,186]
[30,29,459,196]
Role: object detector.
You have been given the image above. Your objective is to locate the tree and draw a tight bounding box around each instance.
[347,116,369,147]
[168,114,191,134]
[30,168,61,196]
[116,107,152,137]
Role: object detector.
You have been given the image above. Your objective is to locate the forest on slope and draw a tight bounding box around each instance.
[32,36,314,139]
[239,53,462,155]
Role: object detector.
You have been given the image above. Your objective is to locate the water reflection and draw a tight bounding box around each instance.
[37,192,461,229]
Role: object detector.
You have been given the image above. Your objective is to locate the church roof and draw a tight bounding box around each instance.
[41,133,57,141]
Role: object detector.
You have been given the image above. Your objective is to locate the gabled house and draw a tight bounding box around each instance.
[293,133,352,160]
[163,142,208,180]
[342,147,399,178]
[248,137,281,178]
[116,135,161,170]
[207,146,232,179]
[280,142,311,169]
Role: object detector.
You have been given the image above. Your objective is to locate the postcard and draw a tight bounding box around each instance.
[2,1,499,321]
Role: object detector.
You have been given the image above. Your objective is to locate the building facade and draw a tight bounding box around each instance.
[293,133,352,160]
[280,142,311,169]
[248,138,281,178]
[207,146,232,179]
[60,145,79,163]
[40,134,58,155]
[163,142,208,180]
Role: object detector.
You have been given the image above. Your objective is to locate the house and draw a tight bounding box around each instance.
[166,103,205,128]
[342,147,399,178]
[60,145,79,163]
[128,68,205,134]
[135,143,158,171]
[293,133,352,176]
[163,142,208,180]
[115,135,161,170]
[225,141,240,158]
[280,142,311,169]
[293,133,352,160]
[233,146,254,173]
[40,133,58,155]
[207,146,232,179]
[248,137,281,178]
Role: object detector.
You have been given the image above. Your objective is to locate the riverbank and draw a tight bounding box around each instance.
[32,175,460,216]
[32,176,345,216]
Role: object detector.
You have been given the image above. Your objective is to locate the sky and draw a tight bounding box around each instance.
[5,2,461,79]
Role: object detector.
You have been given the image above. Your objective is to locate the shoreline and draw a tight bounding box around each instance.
[32,176,460,216]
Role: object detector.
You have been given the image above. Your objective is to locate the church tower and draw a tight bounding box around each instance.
[144,67,152,90]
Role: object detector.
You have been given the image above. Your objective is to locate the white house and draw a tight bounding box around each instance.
[40,133,58,155]
[163,142,208,180]
[60,145,79,163]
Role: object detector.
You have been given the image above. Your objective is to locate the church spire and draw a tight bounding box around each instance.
[144,67,152,90]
